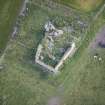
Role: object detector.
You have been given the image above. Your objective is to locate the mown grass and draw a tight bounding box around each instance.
[0,0,23,53]
[54,0,104,12]
[0,1,105,105]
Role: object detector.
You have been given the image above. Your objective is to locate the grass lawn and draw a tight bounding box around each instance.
[0,0,105,105]
[0,0,23,53]
[55,0,104,12]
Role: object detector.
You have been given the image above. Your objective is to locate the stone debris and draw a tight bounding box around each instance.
[44,21,55,32]
[35,21,76,74]
[45,21,64,37]
[49,29,63,37]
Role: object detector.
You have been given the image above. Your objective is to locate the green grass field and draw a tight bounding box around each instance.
[0,0,23,53]
[0,0,105,105]
[55,0,104,12]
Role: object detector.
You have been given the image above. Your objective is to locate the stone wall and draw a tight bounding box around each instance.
[35,42,76,74]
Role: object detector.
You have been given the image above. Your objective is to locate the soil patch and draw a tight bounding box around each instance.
[89,26,105,49]
[47,96,62,105]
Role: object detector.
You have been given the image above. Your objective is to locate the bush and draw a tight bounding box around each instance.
[52,16,67,27]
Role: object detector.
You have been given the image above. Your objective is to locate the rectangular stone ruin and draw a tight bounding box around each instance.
[35,21,77,74]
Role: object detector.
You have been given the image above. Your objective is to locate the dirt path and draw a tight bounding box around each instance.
[0,0,29,61]
[93,3,105,21]
[19,0,29,16]
[12,0,29,38]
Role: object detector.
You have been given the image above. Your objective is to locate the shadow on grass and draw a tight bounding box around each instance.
[22,29,51,79]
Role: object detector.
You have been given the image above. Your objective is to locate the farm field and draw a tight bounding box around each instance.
[0,0,105,105]
[0,0,23,54]
[55,0,104,12]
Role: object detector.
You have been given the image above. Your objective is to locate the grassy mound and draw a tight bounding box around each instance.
[55,0,104,12]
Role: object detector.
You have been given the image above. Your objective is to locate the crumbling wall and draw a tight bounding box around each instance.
[35,42,76,74]
[55,43,76,71]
